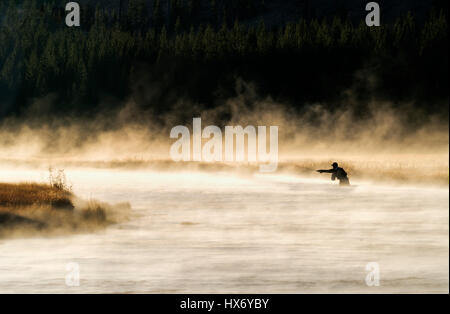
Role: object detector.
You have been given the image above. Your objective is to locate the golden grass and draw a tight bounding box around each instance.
[0,183,73,209]
[0,182,129,238]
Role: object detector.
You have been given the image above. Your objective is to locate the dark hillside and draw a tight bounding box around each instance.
[0,0,447,122]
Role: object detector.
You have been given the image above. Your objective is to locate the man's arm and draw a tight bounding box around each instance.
[317,169,334,173]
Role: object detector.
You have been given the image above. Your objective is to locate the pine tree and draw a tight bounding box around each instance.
[175,16,182,35]
[153,0,164,30]
[203,25,216,60]
[157,25,169,61]
[128,0,148,32]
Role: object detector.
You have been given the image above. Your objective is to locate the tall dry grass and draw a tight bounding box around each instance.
[0,182,129,238]
[0,183,73,209]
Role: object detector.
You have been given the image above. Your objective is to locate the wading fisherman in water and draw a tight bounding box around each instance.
[317,162,350,186]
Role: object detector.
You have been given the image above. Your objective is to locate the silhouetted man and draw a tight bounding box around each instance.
[317,162,350,186]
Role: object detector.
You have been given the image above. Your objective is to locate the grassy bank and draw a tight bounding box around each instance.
[0,182,128,238]
[0,183,73,209]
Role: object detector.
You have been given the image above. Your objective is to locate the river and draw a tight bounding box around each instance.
[0,167,448,293]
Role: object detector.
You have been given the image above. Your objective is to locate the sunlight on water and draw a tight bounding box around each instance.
[0,167,448,293]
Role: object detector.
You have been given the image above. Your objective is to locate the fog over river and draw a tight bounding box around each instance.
[0,167,448,293]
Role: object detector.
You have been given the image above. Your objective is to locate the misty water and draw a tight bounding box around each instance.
[0,167,448,293]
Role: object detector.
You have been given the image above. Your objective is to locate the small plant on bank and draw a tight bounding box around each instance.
[48,167,72,192]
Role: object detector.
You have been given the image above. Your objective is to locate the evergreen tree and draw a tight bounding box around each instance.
[153,0,164,30]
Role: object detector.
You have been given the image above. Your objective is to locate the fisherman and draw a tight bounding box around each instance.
[317,162,350,186]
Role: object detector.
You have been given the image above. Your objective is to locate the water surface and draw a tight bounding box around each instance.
[0,168,448,293]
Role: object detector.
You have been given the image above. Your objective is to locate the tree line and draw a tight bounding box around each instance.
[0,0,448,118]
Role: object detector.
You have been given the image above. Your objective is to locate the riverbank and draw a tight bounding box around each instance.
[2,156,447,187]
[0,183,129,238]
